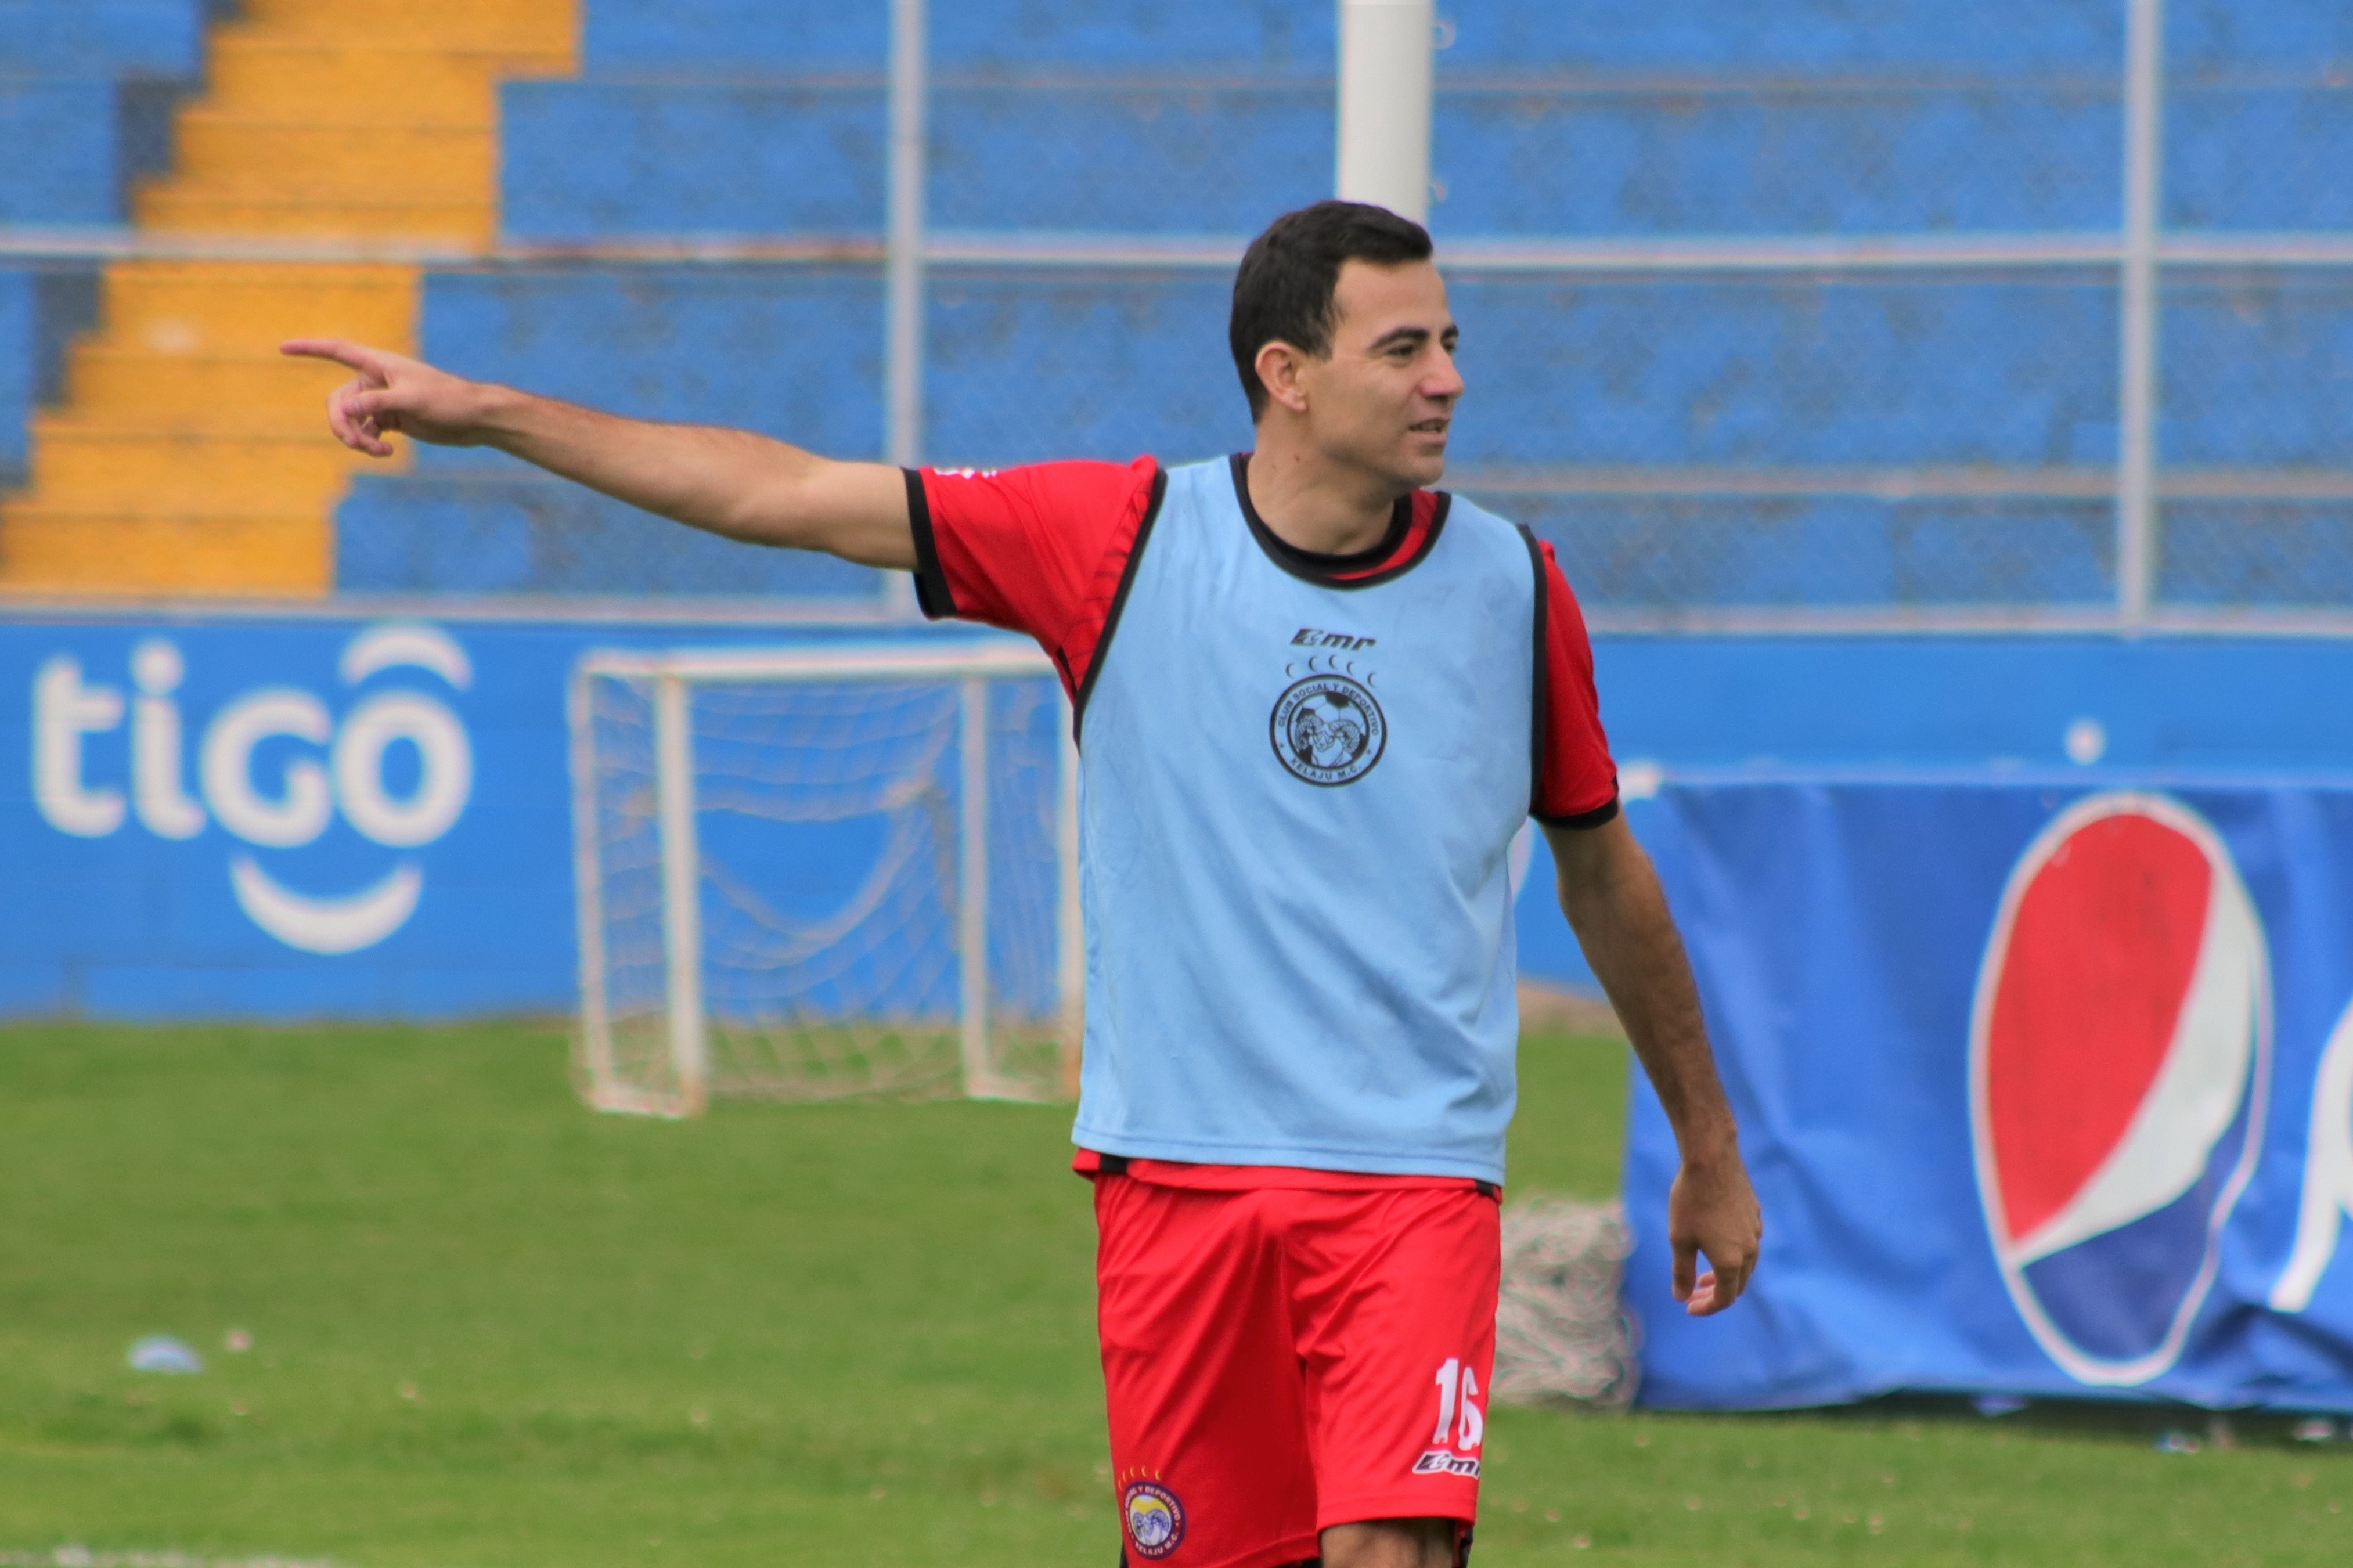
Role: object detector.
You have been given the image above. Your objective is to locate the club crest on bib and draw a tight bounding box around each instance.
[1121,1480,1187,1558]
[1270,672,1386,786]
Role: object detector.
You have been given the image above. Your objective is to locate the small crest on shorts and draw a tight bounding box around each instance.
[1414,1449,1482,1477]
[1121,1478,1187,1558]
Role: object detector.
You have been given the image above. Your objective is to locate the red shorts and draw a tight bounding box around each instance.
[1092,1169,1499,1568]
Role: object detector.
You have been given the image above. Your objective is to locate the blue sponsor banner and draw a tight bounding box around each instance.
[1625,776,2353,1412]
[0,610,1004,1018]
[11,617,2352,1017]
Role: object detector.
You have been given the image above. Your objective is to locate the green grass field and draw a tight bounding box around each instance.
[2,1022,2345,1567]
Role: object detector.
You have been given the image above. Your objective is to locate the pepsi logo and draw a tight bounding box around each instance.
[1969,792,2272,1386]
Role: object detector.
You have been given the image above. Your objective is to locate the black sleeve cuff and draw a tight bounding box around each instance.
[1534,794,1621,831]
[903,467,954,620]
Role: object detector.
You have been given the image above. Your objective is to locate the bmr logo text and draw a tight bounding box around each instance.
[31,622,473,954]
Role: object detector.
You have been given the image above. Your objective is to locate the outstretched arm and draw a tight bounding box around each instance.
[281,338,914,569]
[1544,814,1762,1315]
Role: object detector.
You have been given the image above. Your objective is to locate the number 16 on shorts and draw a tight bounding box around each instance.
[1415,1358,1484,1476]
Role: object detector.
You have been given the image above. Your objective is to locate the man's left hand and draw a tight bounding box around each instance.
[1668,1149,1761,1315]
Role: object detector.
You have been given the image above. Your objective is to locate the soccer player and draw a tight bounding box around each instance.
[287,200,1761,1568]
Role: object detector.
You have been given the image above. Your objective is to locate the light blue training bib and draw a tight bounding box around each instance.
[1071,455,1546,1183]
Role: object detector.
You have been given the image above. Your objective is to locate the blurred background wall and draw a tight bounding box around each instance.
[1,1,2350,1013]
[0,0,2344,617]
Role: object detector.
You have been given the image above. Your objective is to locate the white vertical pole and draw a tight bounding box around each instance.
[2116,0,2164,629]
[958,677,992,1097]
[882,0,928,619]
[1336,0,1435,223]
[654,672,709,1116]
[568,662,618,1108]
[1054,700,1084,1098]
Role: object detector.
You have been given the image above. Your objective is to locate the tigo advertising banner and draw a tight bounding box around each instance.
[0,612,988,1017]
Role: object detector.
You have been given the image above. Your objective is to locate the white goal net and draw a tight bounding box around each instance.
[569,640,1080,1115]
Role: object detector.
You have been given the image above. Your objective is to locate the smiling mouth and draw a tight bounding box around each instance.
[1410,419,1450,437]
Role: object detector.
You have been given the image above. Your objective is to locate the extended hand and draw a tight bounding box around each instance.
[280,338,494,458]
[1668,1149,1762,1316]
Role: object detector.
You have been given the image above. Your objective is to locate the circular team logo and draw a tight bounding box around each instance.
[1270,673,1386,787]
[1122,1480,1187,1559]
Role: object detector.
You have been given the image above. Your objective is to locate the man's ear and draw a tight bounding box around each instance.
[1254,340,1314,416]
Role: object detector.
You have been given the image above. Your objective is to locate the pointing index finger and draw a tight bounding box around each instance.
[280,338,381,377]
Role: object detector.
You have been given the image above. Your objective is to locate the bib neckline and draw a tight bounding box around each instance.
[1228,453,1450,590]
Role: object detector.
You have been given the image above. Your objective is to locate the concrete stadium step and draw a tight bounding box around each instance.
[172,118,496,182]
[146,156,495,206]
[0,2,576,597]
[338,471,883,597]
[3,258,417,596]
[201,39,570,118]
[134,192,492,243]
[175,100,491,138]
[37,399,329,438]
[23,423,363,509]
[0,506,331,593]
[237,0,575,51]
[64,348,354,421]
[99,263,416,352]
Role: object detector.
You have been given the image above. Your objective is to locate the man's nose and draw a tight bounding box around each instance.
[1425,349,1464,401]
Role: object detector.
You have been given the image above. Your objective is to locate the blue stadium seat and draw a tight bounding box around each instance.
[0,0,214,224]
[502,82,888,241]
[578,0,1325,75]
[1443,276,2124,471]
[2170,90,2353,230]
[0,1,211,577]
[373,0,2353,608]
[1437,0,2116,71]
[2164,275,2353,469]
[580,0,884,73]
[336,265,892,597]
[506,0,2142,243]
[498,0,2340,243]
[0,80,130,226]
[337,473,881,596]
[1497,493,2118,608]
[410,266,888,466]
[2162,504,2353,607]
[506,77,2136,241]
[0,0,212,78]
[0,265,100,486]
[927,272,2125,472]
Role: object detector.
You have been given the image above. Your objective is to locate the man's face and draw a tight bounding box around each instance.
[1291,258,1464,489]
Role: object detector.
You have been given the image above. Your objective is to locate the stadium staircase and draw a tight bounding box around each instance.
[0,0,575,594]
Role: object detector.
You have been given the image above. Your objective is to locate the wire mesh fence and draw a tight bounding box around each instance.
[870,0,2353,630]
[22,0,2335,622]
[618,2,2302,628]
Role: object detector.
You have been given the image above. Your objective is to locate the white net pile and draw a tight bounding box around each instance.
[1493,1195,1639,1410]
[576,668,1069,1108]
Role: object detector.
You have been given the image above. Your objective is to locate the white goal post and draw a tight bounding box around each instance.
[568,640,1082,1116]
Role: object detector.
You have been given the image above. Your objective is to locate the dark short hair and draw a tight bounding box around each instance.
[1229,201,1435,420]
